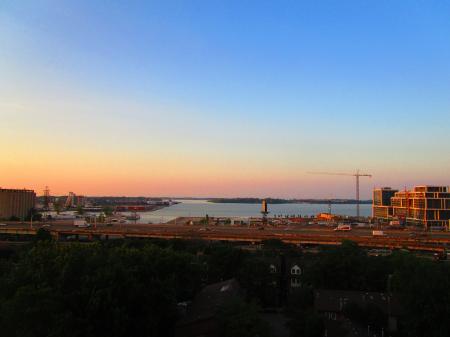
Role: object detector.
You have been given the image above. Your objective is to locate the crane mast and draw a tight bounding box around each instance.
[307,170,372,218]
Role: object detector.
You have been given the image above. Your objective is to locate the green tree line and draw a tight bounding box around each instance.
[1,239,449,337]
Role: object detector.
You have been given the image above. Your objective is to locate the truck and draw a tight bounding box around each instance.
[74,219,91,228]
[372,230,385,236]
[334,224,352,231]
[389,220,401,226]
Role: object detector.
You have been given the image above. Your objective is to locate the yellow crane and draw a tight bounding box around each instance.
[307,170,372,218]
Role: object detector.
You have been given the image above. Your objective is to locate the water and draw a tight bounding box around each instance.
[126,199,372,224]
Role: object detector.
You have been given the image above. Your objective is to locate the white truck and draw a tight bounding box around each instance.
[74,219,91,228]
[372,230,385,236]
[334,224,352,231]
[389,220,401,226]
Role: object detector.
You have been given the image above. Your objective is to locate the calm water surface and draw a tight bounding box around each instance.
[127,199,372,224]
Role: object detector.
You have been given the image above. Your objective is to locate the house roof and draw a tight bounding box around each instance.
[178,279,241,326]
[315,289,403,316]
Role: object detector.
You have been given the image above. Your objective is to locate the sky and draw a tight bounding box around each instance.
[1,0,449,198]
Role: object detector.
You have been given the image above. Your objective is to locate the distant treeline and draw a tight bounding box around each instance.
[208,198,372,204]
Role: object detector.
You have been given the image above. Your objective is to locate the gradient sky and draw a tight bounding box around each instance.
[1,1,449,198]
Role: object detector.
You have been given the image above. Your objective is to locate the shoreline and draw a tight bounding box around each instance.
[207,198,372,205]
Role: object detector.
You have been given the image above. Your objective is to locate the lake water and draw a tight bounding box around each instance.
[128,199,372,224]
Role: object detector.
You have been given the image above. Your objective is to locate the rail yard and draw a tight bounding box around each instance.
[1,219,450,254]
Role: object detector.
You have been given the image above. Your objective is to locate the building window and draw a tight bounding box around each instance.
[291,265,301,275]
[269,264,277,274]
[291,278,301,288]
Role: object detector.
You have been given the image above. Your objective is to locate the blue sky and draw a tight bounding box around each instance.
[1,1,449,197]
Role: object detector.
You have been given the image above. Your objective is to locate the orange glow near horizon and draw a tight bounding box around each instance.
[1,157,449,199]
[1,128,449,198]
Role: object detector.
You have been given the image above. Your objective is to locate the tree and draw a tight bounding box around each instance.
[25,208,42,222]
[286,287,325,337]
[218,298,272,337]
[205,244,247,283]
[343,301,387,331]
[75,205,84,215]
[238,257,277,306]
[262,239,289,250]
[390,253,450,337]
[0,242,205,337]
[288,309,324,337]
[304,240,391,291]
[35,228,52,242]
[102,206,114,216]
[53,198,64,214]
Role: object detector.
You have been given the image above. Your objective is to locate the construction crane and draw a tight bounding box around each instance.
[307,170,372,218]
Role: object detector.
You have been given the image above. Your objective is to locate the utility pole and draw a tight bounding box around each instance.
[356,173,360,218]
[42,186,51,223]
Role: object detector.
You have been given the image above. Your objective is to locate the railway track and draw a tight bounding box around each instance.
[1,226,448,252]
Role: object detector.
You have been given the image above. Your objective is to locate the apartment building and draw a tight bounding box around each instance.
[0,188,36,220]
[391,186,450,228]
[372,187,398,221]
